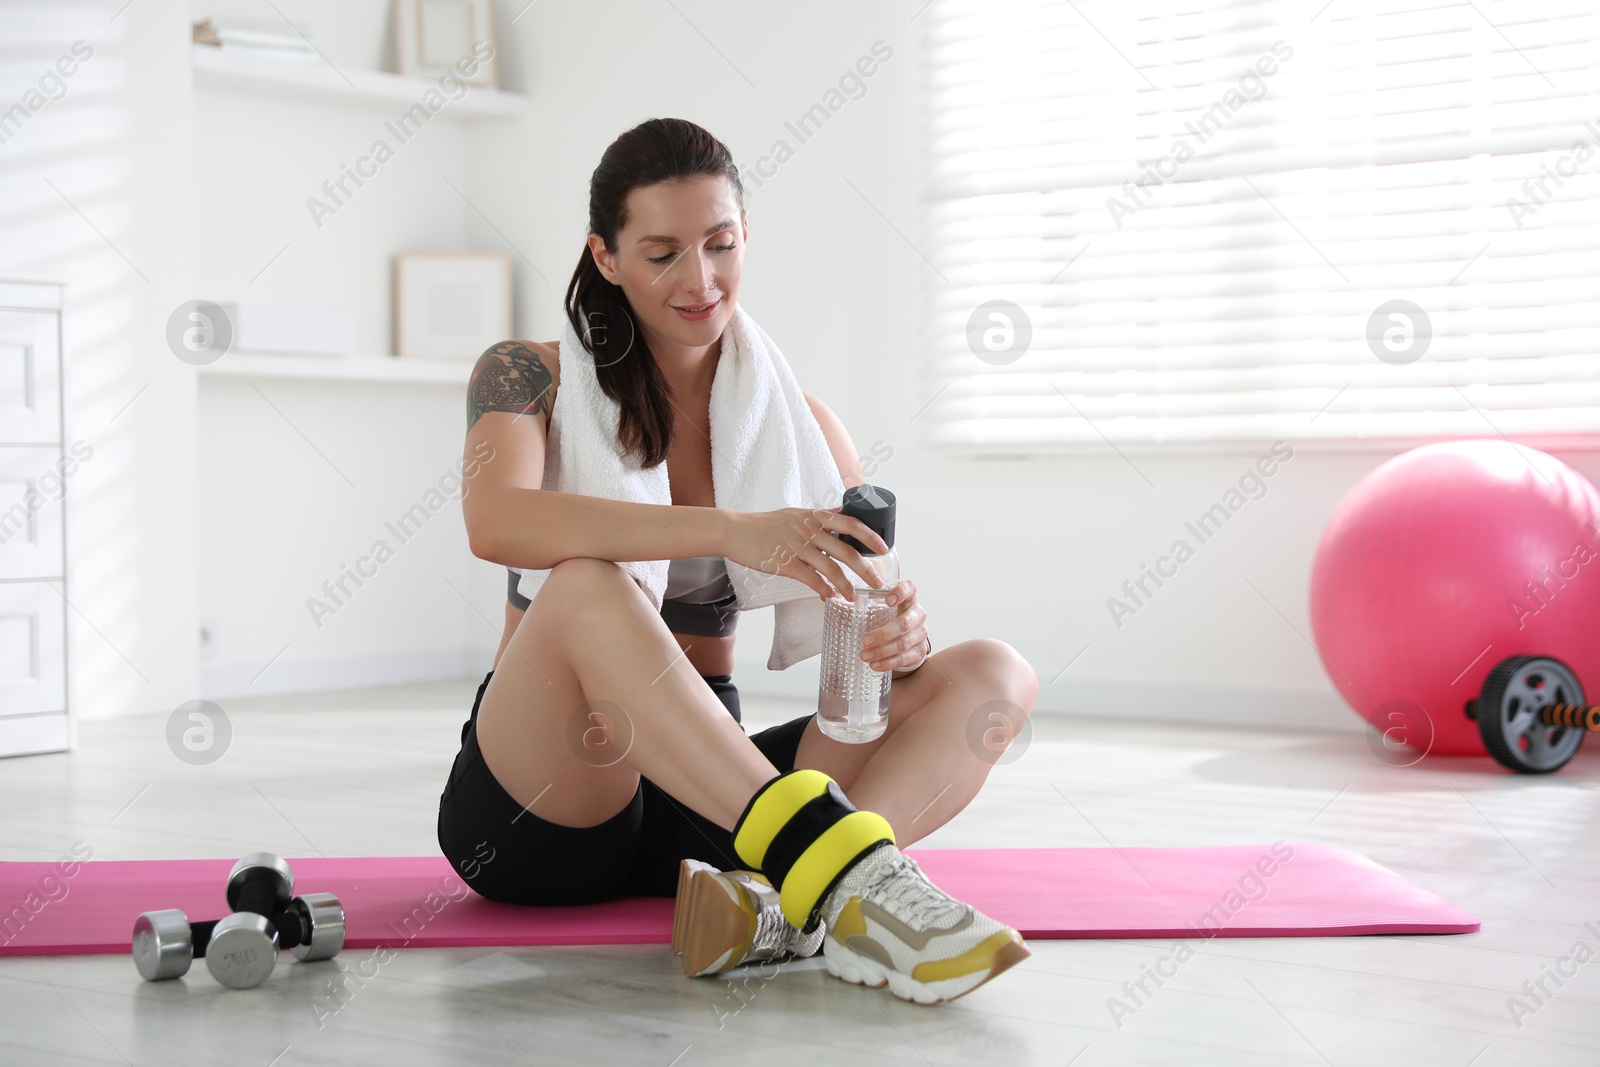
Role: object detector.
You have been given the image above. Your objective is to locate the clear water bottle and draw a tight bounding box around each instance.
[816,485,900,743]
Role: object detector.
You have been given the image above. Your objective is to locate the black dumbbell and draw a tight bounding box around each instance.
[132,892,346,988]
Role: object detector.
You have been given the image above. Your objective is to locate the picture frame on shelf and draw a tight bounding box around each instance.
[394,251,511,361]
[394,0,499,88]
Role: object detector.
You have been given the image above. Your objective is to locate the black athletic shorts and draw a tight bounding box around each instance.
[437,669,813,905]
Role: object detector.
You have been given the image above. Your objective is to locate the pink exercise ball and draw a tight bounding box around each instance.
[1310,440,1600,757]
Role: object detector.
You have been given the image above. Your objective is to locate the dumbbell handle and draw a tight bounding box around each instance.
[235,882,277,916]
[188,907,312,958]
[189,917,223,956]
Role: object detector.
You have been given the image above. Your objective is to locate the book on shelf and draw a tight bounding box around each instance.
[193,17,316,58]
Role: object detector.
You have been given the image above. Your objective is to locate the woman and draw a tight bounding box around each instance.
[437,118,1038,1005]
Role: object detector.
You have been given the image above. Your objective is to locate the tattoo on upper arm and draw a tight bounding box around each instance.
[467,341,555,431]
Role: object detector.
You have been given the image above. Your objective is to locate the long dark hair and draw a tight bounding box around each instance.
[566,118,746,469]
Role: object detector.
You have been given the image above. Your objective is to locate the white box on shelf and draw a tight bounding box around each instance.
[215,301,354,356]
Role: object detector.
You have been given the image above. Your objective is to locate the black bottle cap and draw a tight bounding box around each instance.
[835,484,895,555]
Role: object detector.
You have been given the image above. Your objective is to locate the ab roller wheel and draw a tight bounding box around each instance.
[1466,655,1600,775]
[132,851,346,989]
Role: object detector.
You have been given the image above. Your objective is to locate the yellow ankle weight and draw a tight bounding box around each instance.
[733,769,896,932]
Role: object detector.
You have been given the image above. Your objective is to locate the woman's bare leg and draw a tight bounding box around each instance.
[793,638,1038,846]
[473,556,779,831]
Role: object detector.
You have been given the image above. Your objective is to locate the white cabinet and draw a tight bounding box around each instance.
[0,305,63,443]
[0,279,71,757]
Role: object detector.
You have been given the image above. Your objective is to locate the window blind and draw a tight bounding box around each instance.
[919,0,1600,454]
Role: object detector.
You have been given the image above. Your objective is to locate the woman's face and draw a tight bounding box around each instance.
[590,174,746,356]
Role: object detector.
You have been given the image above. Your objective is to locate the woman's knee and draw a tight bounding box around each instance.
[546,555,631,590]
[537,557,648,614]
[947,638,1038,702]
[513,559,642,646]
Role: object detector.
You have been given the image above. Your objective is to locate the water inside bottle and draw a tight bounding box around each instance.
[816,588,896,743]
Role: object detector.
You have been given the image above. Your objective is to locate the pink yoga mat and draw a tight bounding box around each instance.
[0,844,1478,958]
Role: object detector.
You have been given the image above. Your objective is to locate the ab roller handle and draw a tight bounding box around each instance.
[1466,699,1600,735]
[1535,703,1600,731]
[131,852,345,989]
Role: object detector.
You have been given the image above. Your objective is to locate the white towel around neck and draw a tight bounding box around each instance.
[511,301,847,671]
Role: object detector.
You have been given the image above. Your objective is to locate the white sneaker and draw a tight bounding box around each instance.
[819,843,1030,1004]
[672,858,826,977]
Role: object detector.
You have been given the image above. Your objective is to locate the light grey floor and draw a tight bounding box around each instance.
[1,679,1597,1066]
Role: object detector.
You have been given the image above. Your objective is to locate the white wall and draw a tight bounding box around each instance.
[8,1,1596,730]
[0,0,200,722]
[462,1,945,702]
[466,2,1600,729]
[189,0,491,695]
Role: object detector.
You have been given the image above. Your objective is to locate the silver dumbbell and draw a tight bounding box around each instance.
[132,852,343,988]
[133,893,345,988]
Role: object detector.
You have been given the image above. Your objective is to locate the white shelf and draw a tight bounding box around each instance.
[196,352,470,384]
[191,43,526,119]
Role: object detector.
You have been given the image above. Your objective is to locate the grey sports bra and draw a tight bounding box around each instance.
[505,556,740,638]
